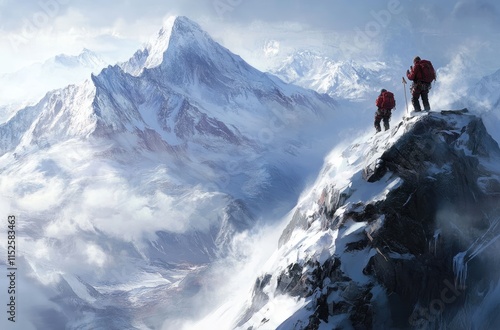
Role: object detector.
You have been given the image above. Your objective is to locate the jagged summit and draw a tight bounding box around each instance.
[238,110,500,329]
[121,16,177,75]
[120,15,279,96]
[121,15,217,77]
[130,15,280,98]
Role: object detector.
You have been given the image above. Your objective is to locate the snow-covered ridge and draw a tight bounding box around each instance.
[237,110,500,329]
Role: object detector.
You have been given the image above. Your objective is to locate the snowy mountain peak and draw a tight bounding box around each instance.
[121,15,208,76]
[170,15,204,33]
[141,15,177,71]
[121,15,262,90]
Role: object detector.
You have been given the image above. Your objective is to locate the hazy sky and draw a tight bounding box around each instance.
[1,0,499,75]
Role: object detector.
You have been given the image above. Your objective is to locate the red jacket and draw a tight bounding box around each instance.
[406,60,421,81]
[375,95,385,109]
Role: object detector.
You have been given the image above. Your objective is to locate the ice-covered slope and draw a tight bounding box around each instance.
[0,16,339,330]
[236,110,500,329]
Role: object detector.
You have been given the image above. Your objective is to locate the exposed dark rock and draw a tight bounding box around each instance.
[345,237,370,252]
[345,203,380,223]
[276,263,306,296]
[279,209,310,248]
[358,113,499,326]
[363,158,387,182]
[236,274,273,327]
[440,108,469,115]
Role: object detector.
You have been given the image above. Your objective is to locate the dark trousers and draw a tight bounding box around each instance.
[374,109,391,132]
[411,82,431,111]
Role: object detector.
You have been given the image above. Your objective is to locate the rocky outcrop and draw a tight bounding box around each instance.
[240,111,500,329]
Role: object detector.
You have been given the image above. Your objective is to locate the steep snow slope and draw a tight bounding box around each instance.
[235,110,500,329]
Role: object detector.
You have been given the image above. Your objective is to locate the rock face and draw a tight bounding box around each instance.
[238,110,500,329]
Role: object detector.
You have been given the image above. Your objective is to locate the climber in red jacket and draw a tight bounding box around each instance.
[374,89,396,133]
[406,56,436,112]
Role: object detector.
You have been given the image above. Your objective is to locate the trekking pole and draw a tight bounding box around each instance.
[402,77,409,115]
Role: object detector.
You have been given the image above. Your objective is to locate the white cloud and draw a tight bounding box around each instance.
[263,40,280,57]
[433,54,474,110]
[85,243,107,267]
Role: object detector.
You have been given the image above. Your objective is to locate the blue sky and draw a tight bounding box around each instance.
[0,0,499,76]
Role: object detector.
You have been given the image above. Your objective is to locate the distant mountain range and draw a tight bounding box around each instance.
[0,48,108,122]
[271,50,396,101]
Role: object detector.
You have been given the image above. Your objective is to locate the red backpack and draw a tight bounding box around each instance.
[378,91,395,110]
[416,60,436,83]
